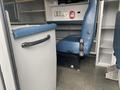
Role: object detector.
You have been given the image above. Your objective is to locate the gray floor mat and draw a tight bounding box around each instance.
[57,57,119,90]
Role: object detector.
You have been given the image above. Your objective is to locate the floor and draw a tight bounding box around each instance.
[57,56,119,90]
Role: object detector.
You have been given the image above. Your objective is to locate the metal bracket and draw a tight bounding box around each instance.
[80,39,84,57]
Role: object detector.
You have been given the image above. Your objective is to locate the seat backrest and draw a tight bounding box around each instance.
[113,12,120,56]
[81,0,98,56]
[113,11,120,69]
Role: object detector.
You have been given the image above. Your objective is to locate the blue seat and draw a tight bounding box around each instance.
[113,12,120,69]
[57,0,98,56]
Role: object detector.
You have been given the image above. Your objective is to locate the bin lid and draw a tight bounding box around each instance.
[13,24,57,39]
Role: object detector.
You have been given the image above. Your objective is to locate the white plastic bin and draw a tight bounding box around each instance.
[11,24,57,90]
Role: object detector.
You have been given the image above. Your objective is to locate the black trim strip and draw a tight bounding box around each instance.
[0,66,6,90]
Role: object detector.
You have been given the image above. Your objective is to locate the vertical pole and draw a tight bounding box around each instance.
[96,0,104,66]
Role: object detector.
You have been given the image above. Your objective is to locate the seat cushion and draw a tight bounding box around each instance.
[57,35,81,54]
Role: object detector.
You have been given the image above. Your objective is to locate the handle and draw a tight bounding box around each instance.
[22,35,50,48]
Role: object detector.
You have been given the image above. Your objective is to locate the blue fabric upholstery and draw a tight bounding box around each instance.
[57,0,98,56]
[113,12,120,69]
[57,35,81,54]
[13,24,57,39]
[81,0,98,55]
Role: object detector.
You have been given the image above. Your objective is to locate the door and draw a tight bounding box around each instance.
[0,0,19,89]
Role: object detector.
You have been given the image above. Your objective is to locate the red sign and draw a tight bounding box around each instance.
[69,11,75,19]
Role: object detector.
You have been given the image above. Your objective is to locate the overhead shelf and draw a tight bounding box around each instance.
[50,1,88,7]
[11,21,46,25]
[90,51,96,55]
[97,53,112,67]
[102,26,115,29]
[4,1,15,5]
[20,10,45,13]
[100,40,113,49]
[4,0,46,24]
[96,62,111,67]
[4,0,34,4]
[105,0,118,2]
[16,0,34,3]
[100,49,113,54]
